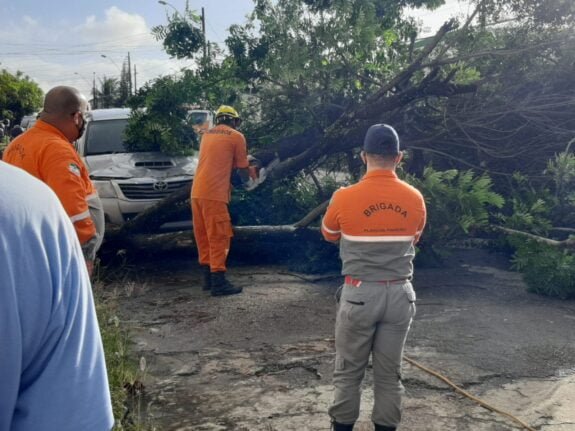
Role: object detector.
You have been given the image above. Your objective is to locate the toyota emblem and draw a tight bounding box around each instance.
[153,181,168,191]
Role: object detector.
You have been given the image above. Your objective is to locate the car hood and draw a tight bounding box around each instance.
[85,152,198,180]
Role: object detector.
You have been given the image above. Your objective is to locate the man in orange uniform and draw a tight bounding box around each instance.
[321,124,426,431]
[191,105,259,296]
[3,86,104,276]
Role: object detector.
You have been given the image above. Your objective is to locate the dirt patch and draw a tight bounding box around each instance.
[107,248,575,430]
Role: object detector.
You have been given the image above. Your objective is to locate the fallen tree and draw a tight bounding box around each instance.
[112,0,575,257]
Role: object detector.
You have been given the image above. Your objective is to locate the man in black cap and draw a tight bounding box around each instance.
[321,124,427,431]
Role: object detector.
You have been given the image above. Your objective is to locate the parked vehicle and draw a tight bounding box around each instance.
[75,108,198,226]
[187,109,214,135]
[20,114,38,130]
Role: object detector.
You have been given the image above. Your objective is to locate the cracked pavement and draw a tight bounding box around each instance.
[107,248,575,430]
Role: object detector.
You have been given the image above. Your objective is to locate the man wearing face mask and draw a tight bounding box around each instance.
[3,86,104,276]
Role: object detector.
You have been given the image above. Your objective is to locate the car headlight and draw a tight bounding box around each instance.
[94,180,118,199]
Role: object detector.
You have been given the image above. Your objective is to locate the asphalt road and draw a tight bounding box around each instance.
[110,248,575,430]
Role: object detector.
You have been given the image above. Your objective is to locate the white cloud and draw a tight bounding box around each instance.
[0,6,191,99]
[22,16,38,27]
[73,7,155,49]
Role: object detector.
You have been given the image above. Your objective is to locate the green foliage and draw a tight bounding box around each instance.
[95,76,122,109]
[503,197,552,237]
[544,142,575,225]
[495,152,575,299]
[125,47,249,156]
[497,172,552,236]
[231,172,338,225]
[511,241,575,299]
[225,0,439,139]
[452,63,482,85]
[405,167,504,244]
[152,1,204,59]
[0,69,43,123]
[229,173,341,273]
[125,75,200,155]
[124,109,198,156]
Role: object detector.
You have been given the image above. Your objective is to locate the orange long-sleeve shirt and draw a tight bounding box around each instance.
[191,124,249,203]
[322,169,427,281]
[3,120,97,245]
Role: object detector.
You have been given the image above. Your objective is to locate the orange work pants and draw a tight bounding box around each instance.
[191,198,233,272]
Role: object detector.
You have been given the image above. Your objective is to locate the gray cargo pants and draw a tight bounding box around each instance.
[328,279,416,427]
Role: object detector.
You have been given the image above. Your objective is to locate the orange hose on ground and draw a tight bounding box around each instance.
[403,356,537,431]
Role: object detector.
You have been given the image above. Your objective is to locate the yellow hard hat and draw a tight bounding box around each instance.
[215,105,240,119]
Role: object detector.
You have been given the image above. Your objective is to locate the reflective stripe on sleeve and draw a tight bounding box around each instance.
[321,222,340,235]
[86,192,99,200]
[341,233,415,242]
[70,210,91,223]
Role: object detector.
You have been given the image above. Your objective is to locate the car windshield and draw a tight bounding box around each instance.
[85,119,129,155]
[189,112,207,125]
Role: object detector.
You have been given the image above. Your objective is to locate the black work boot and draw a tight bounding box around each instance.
[332,421,354,431]
[374,424,396,431]
[211,272,242,297]
[200,265,211,291]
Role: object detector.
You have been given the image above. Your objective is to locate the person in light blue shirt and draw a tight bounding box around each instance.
[0,161,114,431]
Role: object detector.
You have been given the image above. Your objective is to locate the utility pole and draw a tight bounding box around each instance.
[127,52,132,96]
[134,64,137,94]
[201,7,206,61]
[92,72,97,109]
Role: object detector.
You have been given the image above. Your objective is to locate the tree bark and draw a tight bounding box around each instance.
[491,225,575,249]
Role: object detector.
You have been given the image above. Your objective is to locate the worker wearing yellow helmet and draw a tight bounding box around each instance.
[215,105,241,122]
[191,104,263,296]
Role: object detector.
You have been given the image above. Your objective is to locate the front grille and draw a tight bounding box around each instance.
[119,179,191,200]
[134,161,175,169]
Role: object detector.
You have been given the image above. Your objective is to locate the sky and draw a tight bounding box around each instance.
[0,0,472,107]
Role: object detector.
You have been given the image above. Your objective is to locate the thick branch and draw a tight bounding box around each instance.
[267,78,477,180]
[293,200,329,229]
[422,36,575,69]
[367,20,457,103]
[119,184,191,235]
[491,225,575,249]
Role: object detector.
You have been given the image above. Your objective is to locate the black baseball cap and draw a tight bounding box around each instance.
[363,124,400,155]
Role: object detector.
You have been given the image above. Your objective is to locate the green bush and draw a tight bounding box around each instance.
[404,167,504,265]
[511,241,575,299]
[544,146,575,226]
[406,167,505,242]
[495,149,575,299]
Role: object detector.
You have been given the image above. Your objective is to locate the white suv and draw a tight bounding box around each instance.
[75,108,198,226]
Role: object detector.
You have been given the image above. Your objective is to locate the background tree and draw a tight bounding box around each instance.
[403,2,575,179]
[152,0,204,60]
[117,0,575,295]
[0,69,43,124]
[95,76,121,109]
[117,60,132,107]
[126,0,575,222]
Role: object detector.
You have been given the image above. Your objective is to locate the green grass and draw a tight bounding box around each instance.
[94,284,154,430]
